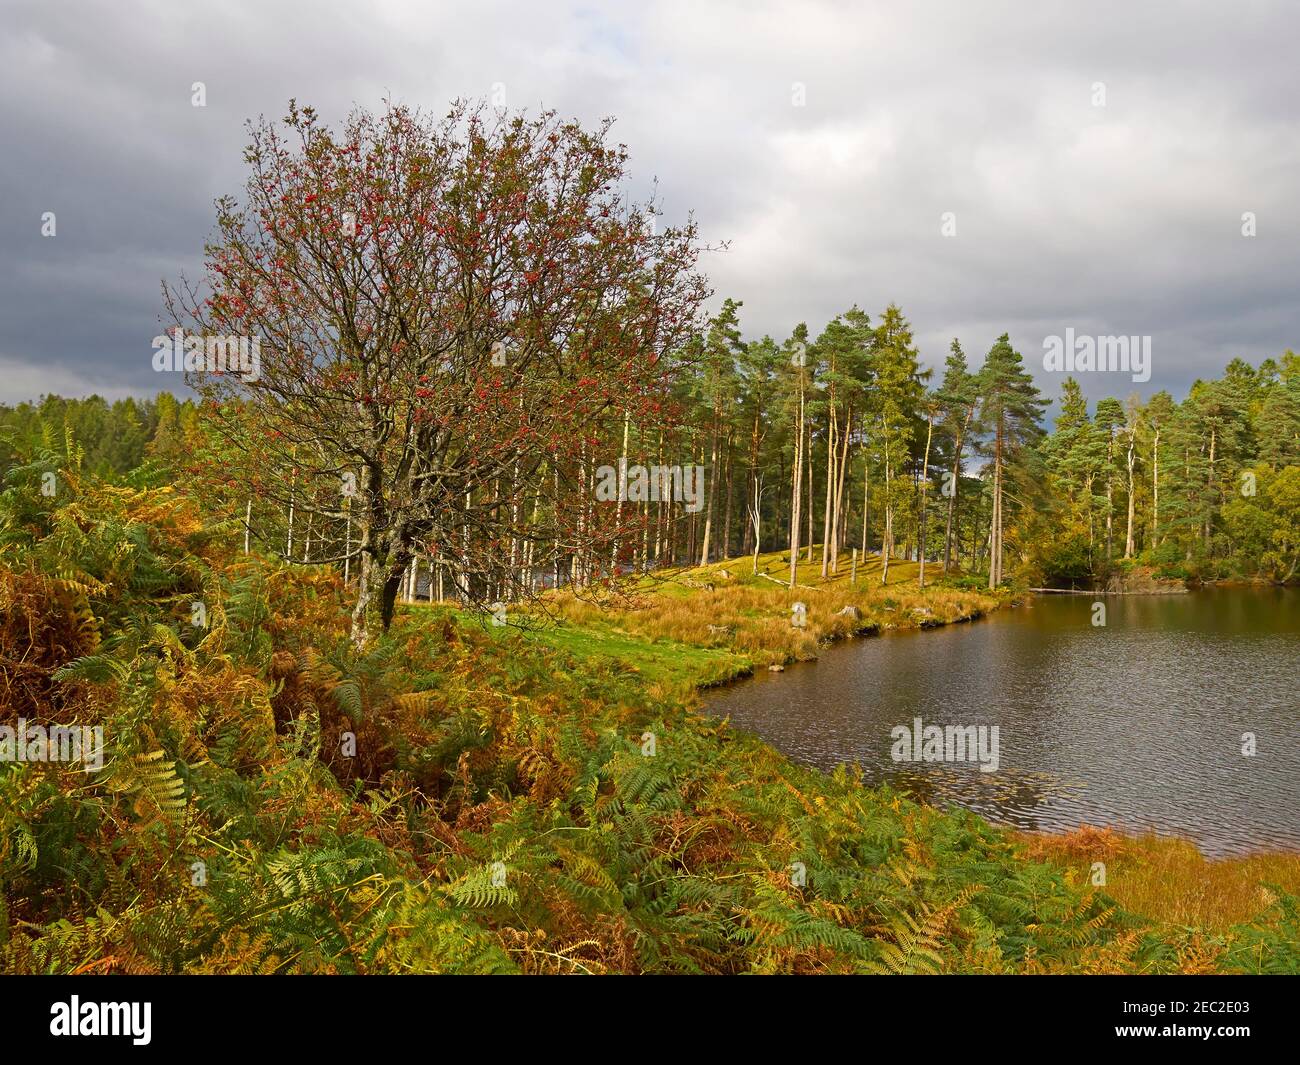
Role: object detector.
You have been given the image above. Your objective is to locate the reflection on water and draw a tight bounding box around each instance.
[887,766,1090,829]
[703,589,1300,857]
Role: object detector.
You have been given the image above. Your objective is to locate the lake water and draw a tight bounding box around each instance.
[703,589,1300,857]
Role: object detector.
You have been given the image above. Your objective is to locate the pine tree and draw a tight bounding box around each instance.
[812,308,872,576]
[785,324,811,588]
[1255,369,1300,467]
[935,339,978,573]
[1144,390,1175,548]
[872,305,924,584]
[695,299,744,566]
[1093,398,1125,563]
[976,334,1046,588]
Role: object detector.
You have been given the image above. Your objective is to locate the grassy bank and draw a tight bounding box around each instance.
[1021,827,1300,940]
[492,549,1007,691]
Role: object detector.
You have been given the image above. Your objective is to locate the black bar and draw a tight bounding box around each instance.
[3,974,1292,1052]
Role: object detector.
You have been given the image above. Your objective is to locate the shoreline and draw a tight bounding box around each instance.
[599,572,1296,869]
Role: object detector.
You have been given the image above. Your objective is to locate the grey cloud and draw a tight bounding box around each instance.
[1,0,1297,407]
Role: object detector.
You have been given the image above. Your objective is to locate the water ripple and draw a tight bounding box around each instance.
[704,589,1300,857]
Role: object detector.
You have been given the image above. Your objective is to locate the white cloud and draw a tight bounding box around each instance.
[0,354,140,406]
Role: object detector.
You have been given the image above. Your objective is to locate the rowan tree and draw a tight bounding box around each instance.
[168,100,711,644]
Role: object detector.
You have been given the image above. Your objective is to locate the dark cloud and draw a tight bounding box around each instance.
[2,0,1297,407]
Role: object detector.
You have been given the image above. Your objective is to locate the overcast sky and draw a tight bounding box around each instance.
[2,0,1298,412]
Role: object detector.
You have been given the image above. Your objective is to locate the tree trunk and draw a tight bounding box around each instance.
[860,438,869,555]
[1124,434,1136,558]
[789,377,804,588]
[699,413,720,567]
[1205,428,1217,549]
[351,550,375,648]
[919,415,934,589]
[943,412,968,573]
[1152,428,1160,547]
[881,433,892,586]
[988,417,1004,590]
[831,408,851,573]
[820,406,836,578]
[722,436,734,563]
[805,426,815,562]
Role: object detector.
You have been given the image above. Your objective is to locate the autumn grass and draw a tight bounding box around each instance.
[1019,825,1300,932]
[502,613,746,690]
[502,548,1007,683]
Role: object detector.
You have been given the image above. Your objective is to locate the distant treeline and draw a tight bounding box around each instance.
[0,393,201,477]
[4,329,1298,592]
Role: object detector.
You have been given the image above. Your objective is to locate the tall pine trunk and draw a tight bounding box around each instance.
[918,415,933,589]
[881,434,892,585]
[820,407,836,578]
[788,377,805,588]
[1124,432,1136,558]
[988,416,1004,590]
